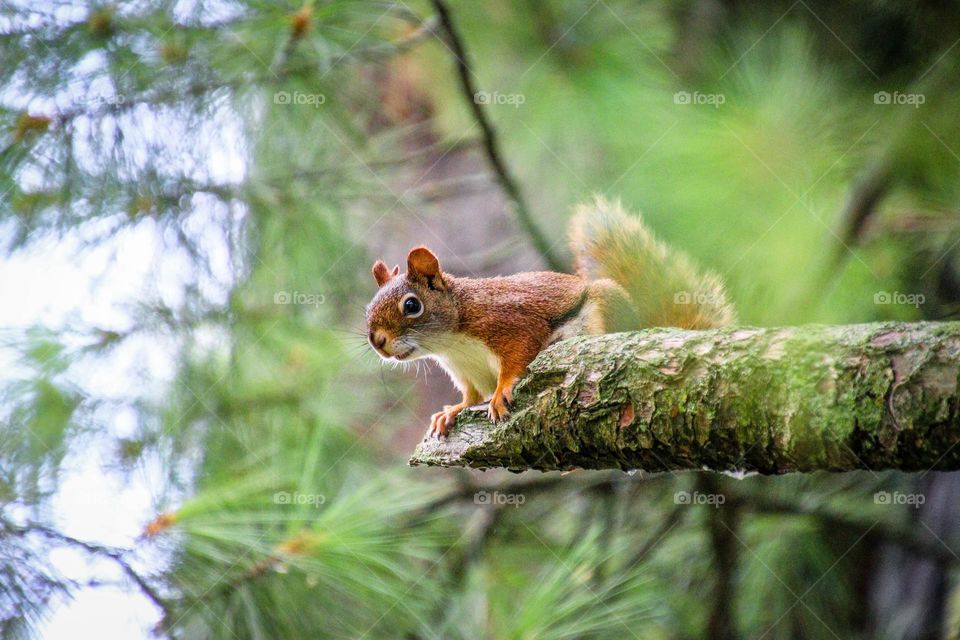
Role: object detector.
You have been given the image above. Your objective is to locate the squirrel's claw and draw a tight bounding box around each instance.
[487,390,511,422]
[428,403,467,439]
[428,411,449,439]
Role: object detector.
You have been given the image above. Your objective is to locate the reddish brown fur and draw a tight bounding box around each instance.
[366,248,589,436]
[451,273,587,422]
[366,199,734,438]
[453,272,586,363]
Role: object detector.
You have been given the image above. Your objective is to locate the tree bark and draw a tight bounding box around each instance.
[409,322,960,473]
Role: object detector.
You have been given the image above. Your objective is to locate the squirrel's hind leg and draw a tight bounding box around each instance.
[488,367,523,422]
[487,334,545,422]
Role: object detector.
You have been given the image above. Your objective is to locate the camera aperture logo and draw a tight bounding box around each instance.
[474,490,525,508]
[274,90,326,109]
[674,490,725,508]
[874,490,924,509]
[274,290,325,307]
[273,491,326,508]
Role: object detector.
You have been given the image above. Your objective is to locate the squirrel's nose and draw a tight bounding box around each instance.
[369,330,387,350]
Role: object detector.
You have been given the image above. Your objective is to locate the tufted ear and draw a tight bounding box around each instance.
[406,246,445,290]
[372,260,399,287]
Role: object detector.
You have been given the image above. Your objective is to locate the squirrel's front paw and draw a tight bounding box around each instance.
[428,404,464,439]
[487,389,512,422]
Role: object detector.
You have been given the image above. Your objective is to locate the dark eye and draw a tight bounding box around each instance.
[400,293,423,318]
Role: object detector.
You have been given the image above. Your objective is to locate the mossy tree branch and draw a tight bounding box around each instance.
[410,322,960,473]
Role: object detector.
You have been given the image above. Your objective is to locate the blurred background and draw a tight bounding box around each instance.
[1,0,960,638]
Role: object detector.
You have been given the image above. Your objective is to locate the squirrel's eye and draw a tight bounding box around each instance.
[400,293,423,318]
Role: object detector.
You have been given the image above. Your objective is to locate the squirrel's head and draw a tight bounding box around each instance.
[365,246,458,361]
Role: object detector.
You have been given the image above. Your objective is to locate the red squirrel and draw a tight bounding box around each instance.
[365,197,734,438]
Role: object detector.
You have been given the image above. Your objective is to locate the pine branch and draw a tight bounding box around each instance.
[37,21,441,130]
[410,322,960,473]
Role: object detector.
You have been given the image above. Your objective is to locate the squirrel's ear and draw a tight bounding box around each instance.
[372,260,392,287]
[407,246,445,291]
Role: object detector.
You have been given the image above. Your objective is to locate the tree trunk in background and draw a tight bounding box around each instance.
[410,322,960,473]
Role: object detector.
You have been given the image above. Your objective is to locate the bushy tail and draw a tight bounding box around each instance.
[570,196,735,330]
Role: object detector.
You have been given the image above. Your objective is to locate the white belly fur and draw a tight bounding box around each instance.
[428,333,500,399]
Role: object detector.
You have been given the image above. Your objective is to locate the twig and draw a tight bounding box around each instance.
[428,0,567,272]
[2,520,171,616]
[701,475,739,640]
[622,504,685,570]
[737,493,960,566]
[830,42,959,270]
[834,159,892,261]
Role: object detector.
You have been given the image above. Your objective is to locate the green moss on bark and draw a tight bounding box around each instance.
[410,322,960,473]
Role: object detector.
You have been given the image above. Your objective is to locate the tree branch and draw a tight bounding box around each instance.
[428,0,566,271]
[410,322,960,472]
